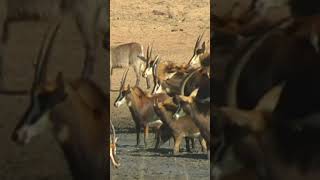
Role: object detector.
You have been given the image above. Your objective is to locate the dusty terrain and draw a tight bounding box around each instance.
[110,0,210,179]
[0,17,107,179]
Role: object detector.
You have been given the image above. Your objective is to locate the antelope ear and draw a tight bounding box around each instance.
[190,88,199,98]
[153,55,160,66]
[220,107,267,132]
[137,55,147,62]
[115,137,118,143]
[199,42,206,53]
[127,84,131,91]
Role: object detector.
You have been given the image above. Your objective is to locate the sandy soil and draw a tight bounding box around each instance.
[110,0,210,179]
[0,17,107,179]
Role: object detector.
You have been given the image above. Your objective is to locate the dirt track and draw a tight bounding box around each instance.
[110,0,210,179]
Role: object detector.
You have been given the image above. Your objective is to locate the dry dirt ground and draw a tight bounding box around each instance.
[110,0,210,179]
[0,17,107,179]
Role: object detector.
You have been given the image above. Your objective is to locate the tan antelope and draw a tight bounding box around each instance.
[11,18,114,179]
[114,67,168,148]
[0,0,108,93]
[153,96,207,155]
[110,42,152,89]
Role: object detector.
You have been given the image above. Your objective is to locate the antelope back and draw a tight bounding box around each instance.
[110,42,144,68]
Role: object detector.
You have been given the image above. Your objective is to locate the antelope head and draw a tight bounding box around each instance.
[172,68,202,119]
[11,22,63,145]
[188,32,206,67]
[114,67,130,108]
[138,45,160,78]
[12,72,68,145]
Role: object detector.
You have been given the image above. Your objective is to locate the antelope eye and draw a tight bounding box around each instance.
[196,48,204,54]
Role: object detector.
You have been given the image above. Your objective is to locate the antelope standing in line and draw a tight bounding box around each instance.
[0,0,108,93]
[173,67,210,145]
[11,17,115,179]
[153,95,207,155]
[114,68,168,148]
[110,42,152,89]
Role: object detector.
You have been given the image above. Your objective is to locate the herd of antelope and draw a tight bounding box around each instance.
[3,0,320,179]
[213,0,320,180]
[113,33,210,158]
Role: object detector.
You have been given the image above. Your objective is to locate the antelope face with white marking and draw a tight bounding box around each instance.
[188,33,206,67]
[151,79,165,95]
[143,61,154,78]
[143,55,159,78]
[12,74,67,145]
[114,85,132,108]
[189,42,206,66]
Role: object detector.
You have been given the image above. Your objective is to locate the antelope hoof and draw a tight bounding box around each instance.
[173,150,179,156]
[187,149,195,153]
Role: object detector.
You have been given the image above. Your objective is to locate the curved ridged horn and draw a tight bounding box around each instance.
[119,67,130,91]
[180,67,201,96]
[32,20,62,91]
[110,119,116,143]
[146,44,150,63]
[194,31,205,53]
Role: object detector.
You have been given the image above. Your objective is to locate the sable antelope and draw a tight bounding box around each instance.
[154,124,197,152]
[154,98,200,153]
[215,17,292,109]
[210,83,284,180]
[211,17,320,178]
[11,18,112,180]
[212,75,320,180]
[142,34,208,82]
[140,45,183,84]
[212,20,320,175]
[114,67,168,148]
[110,42,152,89]
[12,73,110,180]
[153,96,207,155]
[141,33,208,86]
[187,32,208,67]
[151,58,208,97]
[0,0,108,93]
[173,68,210,146]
